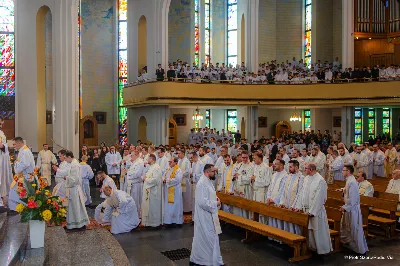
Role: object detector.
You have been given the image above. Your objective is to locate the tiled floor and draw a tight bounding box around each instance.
[89,186,400,266]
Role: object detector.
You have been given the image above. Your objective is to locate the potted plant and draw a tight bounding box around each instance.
[15,169,66,248]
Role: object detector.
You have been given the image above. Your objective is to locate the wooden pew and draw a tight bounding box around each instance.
[329,179,390,193]
[327,190,397,238]
[325,207,342,251]
[216,192,312,262]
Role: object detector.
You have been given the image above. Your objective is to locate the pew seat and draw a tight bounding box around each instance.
[368,215,397,238]
[218,210,311,262]
[370,208,400,218]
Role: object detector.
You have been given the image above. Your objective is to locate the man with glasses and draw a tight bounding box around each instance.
[163,157,184,226]
[340,165,369,254]
[232,151,253,219]
[384,143,397,177]
[292,163,332,255]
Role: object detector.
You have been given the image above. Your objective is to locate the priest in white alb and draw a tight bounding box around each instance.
[292,163,333,254]
[190,164,224,266]
[105,146,122,181]
[141,154,163,227]
[8,137,36,211]
[126,150,144,217]
[0,118,12,207]
[190,151,204,221]
[36,143,57,185]
[52,150,70,202]
[80,155,94,206]
[178,149,192,212]
[385,169,400,212]
[95,185,140,234]
[384,143,397,178]
[232,151,253,219]
[340,165,368,254]
[64,151,89,231]
[352,146,368,175]
[279,160,303,234]
[266,159,288,228]
[330,150,344,181]
[163,157,184,225]
[252,153,273,223]
[372,145,385,177]
[97,171,117,199]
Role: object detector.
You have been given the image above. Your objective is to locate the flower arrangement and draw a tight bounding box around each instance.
[15,169,66,225]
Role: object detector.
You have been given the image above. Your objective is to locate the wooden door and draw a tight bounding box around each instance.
[169,119,177,146]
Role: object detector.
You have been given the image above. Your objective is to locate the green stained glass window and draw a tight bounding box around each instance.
[303,109,311,131]
[206,109,211,128]
[382,108,391,136]
[368,108,375,138]
[227,109,237,132]
[118,0,128,145]
[354,108,363,144]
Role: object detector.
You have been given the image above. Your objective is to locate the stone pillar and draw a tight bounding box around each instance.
[341,106,353,147]
[342,0,354,69]
[15,0,79,154]
[246,0,259,72]
[245,106,258,143]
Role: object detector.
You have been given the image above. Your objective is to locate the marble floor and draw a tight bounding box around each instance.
[89,187,400,266]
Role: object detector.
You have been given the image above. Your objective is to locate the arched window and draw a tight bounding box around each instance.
[227,0,237,67]
[354,108,363,144]
[118,0,128,145]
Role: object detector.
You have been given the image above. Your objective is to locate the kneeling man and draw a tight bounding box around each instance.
[95,185,140,234]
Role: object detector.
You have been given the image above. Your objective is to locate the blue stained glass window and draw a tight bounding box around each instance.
[354,108,363,144]
[227,109,237,132]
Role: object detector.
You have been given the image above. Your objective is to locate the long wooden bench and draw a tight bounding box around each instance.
[217,192,312,262]
[325,207,342,251]
[327,190,398,238]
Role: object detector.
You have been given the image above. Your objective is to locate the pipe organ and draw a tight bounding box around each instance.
[355,0,400,34]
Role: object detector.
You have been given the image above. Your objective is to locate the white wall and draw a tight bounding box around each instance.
[15,0,79,154]
[128,105,169,146]
[313,108,342,134]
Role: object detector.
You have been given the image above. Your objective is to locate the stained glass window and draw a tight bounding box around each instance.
[0,0,15,98]
[118,0,128,145]
[206,109,211,128]
[227,109,237,132]
[382,108,391,137]
[304,0,312,67]
[303,109,311,131]
[227,0,237,67]
[368,108,375,138]
[194,0,200,67]
[204,0,211,66]
[354,108,363,144]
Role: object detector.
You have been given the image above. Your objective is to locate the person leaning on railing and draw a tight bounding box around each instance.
[156,64,165,81]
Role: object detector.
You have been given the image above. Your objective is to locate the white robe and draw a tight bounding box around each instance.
[0,130,12,198]
[372,151,385,177]
[252,163,273,223]
[66,159,89,229]
[141,164,163,227]
[100,175,117,199]
[330,156,344,181]
[279,172,304,234]
[164,167,184,224]
[293,173,332,254]
[191,160,205,220]
[199,154,214,165]
[157,156,169,176]
[341,176,369,254]
[36,149,57,185]
[266,170,287,228]
[80,163,94,205]
[95,190,140,234]
[362,149,373,179]
[385,179,400,212]
[127,158,144,218]
[178,157,192,212]
[190,175,223,266]
[105,152,122,175]
[358,180,374,197]
[352,152,368,176]
[233,162,253,219]
[8,145,35,211]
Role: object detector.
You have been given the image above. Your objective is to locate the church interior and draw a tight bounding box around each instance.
[0,0,400,265]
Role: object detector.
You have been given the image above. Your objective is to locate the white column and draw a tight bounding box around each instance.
[341,106,353,147]
[246,0,259,72]
[245,106,258,143]
[15,0,79,154]
[342,0,354,69]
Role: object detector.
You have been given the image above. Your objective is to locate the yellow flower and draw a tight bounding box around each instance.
[32,184,37,187]
[42,210,52,222]
[16,203,25,213]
